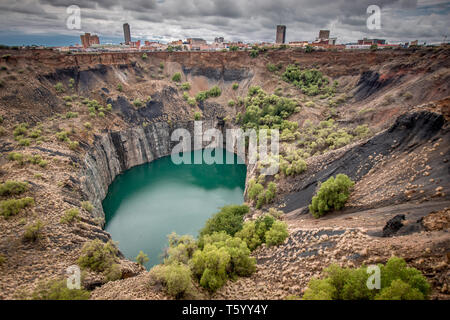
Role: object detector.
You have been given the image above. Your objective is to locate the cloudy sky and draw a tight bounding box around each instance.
[0,0,448,46]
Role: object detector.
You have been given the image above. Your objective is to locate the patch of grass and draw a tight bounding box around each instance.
[32,278,90,300]
[0,180,28,196]
[54,82,65,93]
[193,111,202,120]
[7,152,25,165]
[56,130,69,142]
[18,138,31,146]
[68,140,79,150]
[60,208,80,224]
[172,72,182,82]
[181,82,191,91]
[133,98,143,108]
[0,197,34,218]
[23,220,43,242]
[13,123,28,137]
[187,97,196,106]
[65,111,78,119]
[81,201,93,213]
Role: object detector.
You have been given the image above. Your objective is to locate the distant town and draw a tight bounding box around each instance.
[3,23,443,53]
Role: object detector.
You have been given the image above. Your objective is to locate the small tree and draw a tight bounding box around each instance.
[309,174,354,218]
[136,251,149,266]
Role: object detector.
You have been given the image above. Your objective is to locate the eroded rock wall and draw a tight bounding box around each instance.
[79,120,224,220]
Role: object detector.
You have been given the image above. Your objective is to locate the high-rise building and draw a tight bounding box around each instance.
[123,23,131,45]
[318,30,330,40]
[276,25,286,44]
[80,33,100,48]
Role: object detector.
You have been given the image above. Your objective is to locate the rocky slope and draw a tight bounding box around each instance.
[0,47,449,299]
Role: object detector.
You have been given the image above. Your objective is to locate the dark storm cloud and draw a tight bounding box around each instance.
[0,0,448,44]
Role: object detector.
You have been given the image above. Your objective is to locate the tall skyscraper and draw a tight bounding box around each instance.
[276,25,286,44]
[123,23,131,45]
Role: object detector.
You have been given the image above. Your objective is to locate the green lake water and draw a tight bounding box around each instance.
[103,149,247,269]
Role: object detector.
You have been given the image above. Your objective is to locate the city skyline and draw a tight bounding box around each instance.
[0,0,448,46]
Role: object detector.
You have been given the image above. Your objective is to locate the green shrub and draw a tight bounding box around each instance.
[191,232,255,292]
[77,239,119,274]
[0,197,34,218]
[81,201,93,213]
[193,111,202,120]
[65,111,78,119]
[0,180,28,196]
[98,111,105,118]
[302,257,430,300]
[375,279,425,300]
[165,233,198,265]
[181,82,191,91]
[60,208,80,224]
[84,122,92,129]
[18,138,30,146]
[136,250,149,266]
[208,85,221,97]
[282,65,333,96]
[195,91,208,102]
[199,205,249,239]
[38,160,48,168]
[133,98,143,108]
[68,140,79,150]
[13,123,28,137]
[228,99,235,107]
[265,220,289,246]
[141,53,148,60]
[63,96,72,102]
[54,82,65,93]
[232,83,239,90]
[250,49,259,58]
[238,86,298,130]
[0,254,5,265]
[172,72,182,82]
[32,279,90,300]
[187,97,196,106]
[23,220,43,242]
[235,214,278,250]
[309,174,354,218]
[29,129,41,139]
[247,179,277,209]
[159,62,164,69]
[117,84,123,92]
[56,130,69,142]
[149,262,193,299]
[266,63,279,72]
[8,152,25,164]
[182,92,189,101]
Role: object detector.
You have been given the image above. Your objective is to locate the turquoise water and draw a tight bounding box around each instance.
[102,149,246,269]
